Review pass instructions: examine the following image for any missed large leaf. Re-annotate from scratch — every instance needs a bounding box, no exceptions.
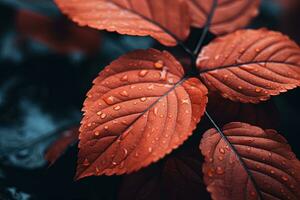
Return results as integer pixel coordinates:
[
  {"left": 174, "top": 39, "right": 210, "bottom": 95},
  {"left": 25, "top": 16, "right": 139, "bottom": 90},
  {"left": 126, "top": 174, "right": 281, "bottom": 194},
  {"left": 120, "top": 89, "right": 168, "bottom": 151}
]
[
  {"left": 54, "top": 0, "right": 190, "bottom": 46},
  {"left": 187, "top": 0, "right": 260, "bottom": 35},
  {"left": 197, "top": 29, "right": 300, "bottom": 103},
  {"left": 77, "top": 48, "right": 208, "bottom": 179},
  {"left": 200, "top": 122, "right": 300, "bottom": 200}
]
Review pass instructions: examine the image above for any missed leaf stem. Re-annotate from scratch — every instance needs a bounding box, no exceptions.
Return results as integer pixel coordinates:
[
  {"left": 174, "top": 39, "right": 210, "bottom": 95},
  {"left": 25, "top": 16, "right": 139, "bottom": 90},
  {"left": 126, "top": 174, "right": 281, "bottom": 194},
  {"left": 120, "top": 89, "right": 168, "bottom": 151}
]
[{"left": 193, "top": 0, "right": 218, "bottom": 56}]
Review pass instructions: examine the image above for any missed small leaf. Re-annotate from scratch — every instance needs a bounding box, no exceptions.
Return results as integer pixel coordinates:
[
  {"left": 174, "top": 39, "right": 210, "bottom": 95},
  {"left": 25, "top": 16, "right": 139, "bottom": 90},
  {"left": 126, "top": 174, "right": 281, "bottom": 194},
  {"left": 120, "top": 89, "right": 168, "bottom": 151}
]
[
  {"left": 77, "top": 48, "right": 208, "bottom": 179},
  {"left": 54, "top": 0, "right": 190, "bottom": 46},
  {"left": 197, "top": 29, "right": 300, "bottom": 103},
  {"left": 187, "top": 0, "right": 260, "bottom": 35},
  {"left": 200, "top": 122, "right": 300, "bottom": 200},
  {"left": 45, "top": 127, "right": 79, "bottom": 166}
]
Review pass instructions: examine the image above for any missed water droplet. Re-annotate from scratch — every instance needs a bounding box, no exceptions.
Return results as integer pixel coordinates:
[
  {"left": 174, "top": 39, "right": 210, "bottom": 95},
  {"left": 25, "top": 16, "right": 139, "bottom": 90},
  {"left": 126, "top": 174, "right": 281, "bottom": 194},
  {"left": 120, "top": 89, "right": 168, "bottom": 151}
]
[
  {"left": 123, "top": 148, "right": 128, "bottom": 156},
  {"left": 113, "top": 105, "right": 121, "bottom": 110},
  {"left": 83, "top": 158, "right": 90, "bottom": 166},
  {"left": 154, "top": 60, "right": 164, "bottom": 69},
  {"left": 207, "top": 168, "right": 214, "bottom": 177},
  {"left": 87, "top": 94, "right": 92, "bottom": 98},
  {"left": 101, "top": 113, "right": 107, "bottom": 119},
  {"left": 216, "top": 166, "right": 224, "bottom": 175},
  {"left": 239, "top": 48, "right": 245, "bottom": 53},
  {"left": 153, "top": 107, "right": 158, "bottom": 115},
  {"left": 147, "top": 84, "right": 154, "bottom": 90},
  {"left": 95, "top": 167, "right": 100, "bottom": 175},
  {"left": 94, "top": 131, "right": 100, "bottom": 136},
  {"left": 282, "top": 176, "right": 288, "bottom": 181},
  {"left": 104, "top": 96, "right": 115, "bottom": 105},
  {"left": 87, "top": 123, "right": 92, "bottom": 127},
  {"left": 214, "top": 55, "right": 220, "bottom": 60},
  {"left": 134, "top": 152, "right": 139, "bottom": 157},
  {"left": 181, "top": 98, "right": 190, "bottom": 104},
  {"left": 140, "top": 97, "right": 147, "bottom": 102},
  {"left": 238, "top": 86, "right": 243, "bottom": 90},
  {"left": 236, "top": 58, "right": 243, "bottom": 63},
  {"left": 255, "top": 88, "right": 262, "bottom": 93},
  {"left": 160, "top": 66, "right": 168, "bottom": 80},
  {"left": 270, "top": 170, "right": 275, "bottom": 174},
  {"left": 121, "top": 75, "right": 128, "bottom": 81},
  {"left": 148, "top": 147, "right": 152, "bottom": 152},
  {"left": 219, "top": 148, "right": 225, "bottom": 154},
  {"left": 120, "top": 90, "right": 129, "bottom": 97},
  {"left": 139, "top": 70, "right": 148, "bottom": 77},
  {"left": 112, "top": 161, "right": 117, "bottom": 166},
  {"left": 133, "top": 101, "right": 137, "bottom": 105},
  {"left": 97, "top": 111, "right": 102, "bottom": 116},
  {"left": 104, "top": 126, "right": 109, "bottom": 130},
  {"left": 255, "top": 48, "right": 261, "bottom": 52},
  {"left": 159, "top": 114, "right": 164, "bottom": 118}
]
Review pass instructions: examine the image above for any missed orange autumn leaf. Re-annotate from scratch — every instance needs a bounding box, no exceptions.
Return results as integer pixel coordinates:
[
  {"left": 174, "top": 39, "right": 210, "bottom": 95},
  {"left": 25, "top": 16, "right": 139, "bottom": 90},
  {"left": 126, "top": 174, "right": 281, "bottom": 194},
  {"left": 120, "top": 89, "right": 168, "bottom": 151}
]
[
  {"left": 54, "top": 0, "right": 190, "bottom": 46},
  {"left": 76, "top": 48, "right": 208, "bottom": 179},
  {"left": 200, "top": 122, "right": 300, "bottom": 200},
  {"left": 197, "top": 29, "right": 300, "bottom": 103},
  {"left": 187, "top": 0, "right": 260, "bottom": 35},
  {"left": 45, "top": 127, "right": 79, "bottom": 166},
  {"left": 16, "top": 10, "right": 100, "bottom": 54}
]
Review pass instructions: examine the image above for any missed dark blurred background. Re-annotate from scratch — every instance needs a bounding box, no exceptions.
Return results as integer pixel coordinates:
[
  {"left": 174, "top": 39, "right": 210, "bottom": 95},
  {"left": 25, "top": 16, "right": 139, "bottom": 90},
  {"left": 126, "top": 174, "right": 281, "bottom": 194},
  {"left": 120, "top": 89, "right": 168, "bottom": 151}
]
[{"left": 0, "top": 0, "right": 299, "bottom": 199}]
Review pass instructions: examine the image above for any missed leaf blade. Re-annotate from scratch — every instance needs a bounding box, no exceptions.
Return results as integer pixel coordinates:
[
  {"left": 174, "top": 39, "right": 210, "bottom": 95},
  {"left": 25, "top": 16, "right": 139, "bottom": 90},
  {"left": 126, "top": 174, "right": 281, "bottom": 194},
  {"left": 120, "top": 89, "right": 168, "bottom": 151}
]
[
  {"left": 187, "top": 0, "right": 260, "bottom": 35},
  {"left": 200, "top": 122, "right": 300, "bottom": 200},
  {"left": 197, "top": 29, "right": 300, "bottom": 103},
  {"left": 77, "top": 48, "right": 208, "bottom": 179},
  {"left": 54, "top": 0, "right": 190, "bottom": 46}
]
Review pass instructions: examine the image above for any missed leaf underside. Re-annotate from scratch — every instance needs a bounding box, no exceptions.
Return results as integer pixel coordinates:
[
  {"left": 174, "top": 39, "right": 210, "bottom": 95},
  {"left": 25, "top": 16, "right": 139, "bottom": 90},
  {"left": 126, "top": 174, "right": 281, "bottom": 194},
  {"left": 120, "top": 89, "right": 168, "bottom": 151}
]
[
  {"left": 187, "top": 0, "right": 260, "bottom": 35},
  {"left": 76, "top": 48, "right": 208, "bottom": 179},
  {"left": 197, "top": 29, "right": 300, "bottom": 103},
  {"left": 200, "top": 122, "right": 300, "bottom": 200},
  {"left": 54, "top": 0, "right": 190, "bottom": 46}
]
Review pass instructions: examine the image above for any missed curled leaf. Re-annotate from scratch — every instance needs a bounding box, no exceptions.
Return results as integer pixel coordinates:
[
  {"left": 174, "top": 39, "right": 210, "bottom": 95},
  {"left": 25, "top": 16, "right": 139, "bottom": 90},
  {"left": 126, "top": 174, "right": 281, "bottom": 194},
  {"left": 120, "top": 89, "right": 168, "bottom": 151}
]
[
  {"left": 197, "top": 29, "right": 300, "bottom": 103},
  {"left": 54, "top": 0, "right": 190, "bottom": 46},
  {"left": 77, "top": 48, "right": 208, "bottom": 179},
  {"left": 45, "top": 127, "right": 79, "bottom": 166},
  {"left": 187, "top": 0, "right": 260, "bottom": 35},
  {"left": 200, "top": 122, "right": 300, "bottom": 200}
]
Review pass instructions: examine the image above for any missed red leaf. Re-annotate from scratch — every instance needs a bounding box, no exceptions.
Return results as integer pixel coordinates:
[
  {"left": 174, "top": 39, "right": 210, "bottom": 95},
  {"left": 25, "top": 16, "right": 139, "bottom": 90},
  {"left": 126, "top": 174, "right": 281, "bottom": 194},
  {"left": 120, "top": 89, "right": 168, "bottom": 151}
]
[
  {"left": 54, "top": 0, "right": 190, "bottom": 46},
  {"left": 76, "top": 48, "right": 208, "bottom": 179},
  {"left": 200, "top": 122, "right": 300, "bottom": 200},
  {"left": 16, "top": 10, "right": 101, "bottom": 54},
  {"left": 45, "top": 127, "right": 79, "bottom": 166},
  {"left": 119, "top": 146, "right": 210, "bottom": 200},
  {"left": 187, "top": 0, "right": 260, "bottom": 35},
  {"left": 197, "top": 29, "right": 300, "bottom": 103}
]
